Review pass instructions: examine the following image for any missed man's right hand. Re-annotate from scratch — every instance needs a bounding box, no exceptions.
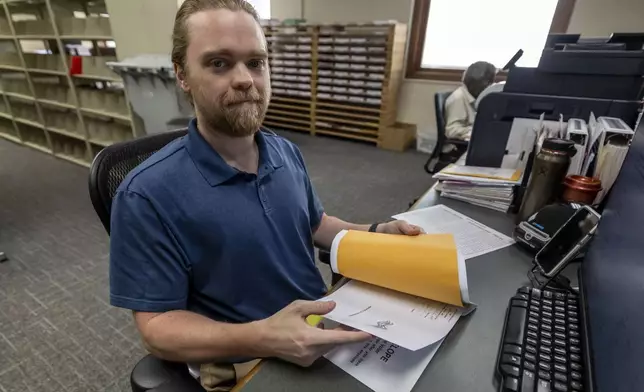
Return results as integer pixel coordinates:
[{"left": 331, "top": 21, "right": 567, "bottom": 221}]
[{"left": 254, "top": 300, "right": 371, "bottom": 367}]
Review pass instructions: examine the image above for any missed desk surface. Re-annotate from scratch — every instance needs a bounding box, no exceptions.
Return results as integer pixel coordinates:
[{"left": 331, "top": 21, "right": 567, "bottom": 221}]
[{"left": 238, "top": 187, "right": 578, "bottom": 392}]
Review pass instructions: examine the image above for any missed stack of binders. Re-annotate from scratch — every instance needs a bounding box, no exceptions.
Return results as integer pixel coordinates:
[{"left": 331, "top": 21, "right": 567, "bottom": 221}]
[{"left": 434, "top": 165, "right": 523, "bottom": 212}]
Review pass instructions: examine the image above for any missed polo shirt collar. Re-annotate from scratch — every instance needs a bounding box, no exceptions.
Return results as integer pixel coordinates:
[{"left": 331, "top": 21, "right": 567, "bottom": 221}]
[{"left": 185, "top": 119, "right": 284, "bottom": 187}]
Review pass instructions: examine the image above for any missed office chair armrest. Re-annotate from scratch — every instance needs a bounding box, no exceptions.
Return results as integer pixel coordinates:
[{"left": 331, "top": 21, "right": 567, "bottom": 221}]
[{"left": 445, "top": 139, "right": 469, "bottom": 147}]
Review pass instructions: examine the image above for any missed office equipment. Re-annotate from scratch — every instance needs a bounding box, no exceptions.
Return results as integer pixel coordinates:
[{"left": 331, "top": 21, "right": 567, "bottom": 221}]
[
  {"left": 88, "top": 128, "right": 205, "bottom": 392},
  {"left": 533, "top": 206, "right": 600, "bottom": 278},
  {"left": 424, "top": 91, "right": 468, "bottom": 174},
  {"left": 496, "top": 287, "right": 584, "bottom": 392},
  {"left": 514, "top": 204, "right": 579, "bottom": 254},
  {"left": 467, "top": 33, "right": 643, "bottom": 168},
  {"left": 565, "top": 119, "right": 588, "bottom": 175},
  {"left": 393, "top": 205, "right": 514, "bottom": 259}
]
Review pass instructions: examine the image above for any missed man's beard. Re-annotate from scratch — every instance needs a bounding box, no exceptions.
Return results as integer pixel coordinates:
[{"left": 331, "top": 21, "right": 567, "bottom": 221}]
[{"left": 194, "top": 86, "right": 269, "bottom": 138}]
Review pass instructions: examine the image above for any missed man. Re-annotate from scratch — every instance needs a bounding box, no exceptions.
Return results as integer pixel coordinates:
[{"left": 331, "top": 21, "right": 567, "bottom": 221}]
[
  {"left": 444, "top": 61, "right": 496, "bottom": 143},
  {"left": 109, "top": 0, "right": 421, "bottom": 390}
]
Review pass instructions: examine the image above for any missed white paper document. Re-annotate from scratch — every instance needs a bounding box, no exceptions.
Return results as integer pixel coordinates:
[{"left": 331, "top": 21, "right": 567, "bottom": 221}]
[
  {"left": 325, "top": 337, "right": 444, "bottom": 392},
  {"left": 393, "top": 205, "right": 514, "bottom": 259},
  {"left": 321, "top": 280, "right": 463, "bottom": 351}
]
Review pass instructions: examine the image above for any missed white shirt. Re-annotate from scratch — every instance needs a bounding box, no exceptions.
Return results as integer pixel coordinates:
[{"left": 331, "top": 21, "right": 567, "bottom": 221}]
[{"left": 444, "top": 85, "right": 476, "bottom": 141}]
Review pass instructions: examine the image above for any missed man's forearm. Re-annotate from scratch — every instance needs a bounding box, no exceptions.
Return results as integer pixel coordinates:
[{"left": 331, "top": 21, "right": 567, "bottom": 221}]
[
  {"left": 138, "top": 310, "right": 264, "bottom": 363},
  {"left": 313, "top": 214, "right": 371, "bottom": 250}
]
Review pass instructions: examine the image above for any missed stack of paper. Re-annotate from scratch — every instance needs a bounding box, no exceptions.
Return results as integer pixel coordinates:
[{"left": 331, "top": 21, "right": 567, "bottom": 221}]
[{"left": 433, "top": 165, "right": 522, "bottom": 212}]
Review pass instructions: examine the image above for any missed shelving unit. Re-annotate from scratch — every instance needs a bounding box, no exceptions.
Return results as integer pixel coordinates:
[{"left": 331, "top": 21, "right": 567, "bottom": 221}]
[
  {"left": 262, "top": 21, "right": 407, "bottom": 146},
  {"left": 0, "top": 0, "right": 135, "bottom": 167}
]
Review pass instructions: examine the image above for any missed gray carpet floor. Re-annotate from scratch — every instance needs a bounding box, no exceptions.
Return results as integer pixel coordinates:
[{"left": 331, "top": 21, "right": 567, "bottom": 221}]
[{"left": 0, "top": 130, "right": 433, "bottom": 392}]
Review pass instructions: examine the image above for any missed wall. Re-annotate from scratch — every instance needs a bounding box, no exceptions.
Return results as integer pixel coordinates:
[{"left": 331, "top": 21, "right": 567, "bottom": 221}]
[
  {"left": 106, "top": 0, "right": 178, "bottom": 60},
  {"left": 567, "top": 0, "right": 644, "bottom": 36}
]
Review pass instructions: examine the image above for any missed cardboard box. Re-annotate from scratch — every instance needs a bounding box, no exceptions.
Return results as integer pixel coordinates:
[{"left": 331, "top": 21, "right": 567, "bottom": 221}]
[{"left": 379, "top": 122, "right": 417, "bottom": 152}]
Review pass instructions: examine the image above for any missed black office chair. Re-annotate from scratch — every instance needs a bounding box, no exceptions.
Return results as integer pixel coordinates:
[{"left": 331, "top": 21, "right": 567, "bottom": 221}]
[
  {"left": 424, "top": 91, "right": 469, "bottom": 174},
  {"left": 88, "top": 128, "right": 205, "bottom": 392}
]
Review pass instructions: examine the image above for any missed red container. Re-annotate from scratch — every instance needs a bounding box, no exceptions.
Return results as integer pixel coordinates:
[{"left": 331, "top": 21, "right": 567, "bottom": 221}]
[
  {"left": 69, "top": 56, "right": 82, "bottom": 75},
  {"left": 562, "top": 175, "right": 602, "bottom": 205}
]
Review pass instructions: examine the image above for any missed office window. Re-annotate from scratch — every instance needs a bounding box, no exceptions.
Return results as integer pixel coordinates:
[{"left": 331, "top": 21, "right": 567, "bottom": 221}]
[{"left": 406, "top": 0, "right": 576, "bottom": 80}]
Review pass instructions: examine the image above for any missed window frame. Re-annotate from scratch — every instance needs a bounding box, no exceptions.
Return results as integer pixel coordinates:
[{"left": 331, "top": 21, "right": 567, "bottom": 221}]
[{"left": 406, "top": 0, "right": 577, "bottom": 81}]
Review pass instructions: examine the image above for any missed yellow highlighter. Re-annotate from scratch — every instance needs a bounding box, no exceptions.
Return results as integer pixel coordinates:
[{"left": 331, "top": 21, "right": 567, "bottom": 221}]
[{"left": 306, "top": 315, "right": 323, "bottom": 327}]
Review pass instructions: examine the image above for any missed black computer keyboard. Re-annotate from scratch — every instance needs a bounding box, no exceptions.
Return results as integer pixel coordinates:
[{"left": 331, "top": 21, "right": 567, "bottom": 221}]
[{"left": 497, "top": 287, "right": 584, "bottom": 392}]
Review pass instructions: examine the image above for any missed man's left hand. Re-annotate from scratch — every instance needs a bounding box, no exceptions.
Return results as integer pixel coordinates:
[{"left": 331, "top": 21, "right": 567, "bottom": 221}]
[{"left": 377, "top": 220, "right": 423, "bottom": 236}]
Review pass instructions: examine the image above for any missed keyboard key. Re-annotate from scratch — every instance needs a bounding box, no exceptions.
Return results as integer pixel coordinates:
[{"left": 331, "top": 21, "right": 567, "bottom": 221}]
[
  {"left": 554, "top": 347, "right": 566, "bottom": 356},
  {"left": 528, "top": 330, "right": 538, "bottom": 339},
  {"left": 554, "top": 355, "right": 566, "bottom": 364},
  {"left": 570, "top": 338, "right": 580, "bottom": 346},
  {"left": 529, "top": 317, "right": 539, "bottom": 324},
  {"left": 516, "top": 294, "right": 530, "bottom": 301},
  {"left": 542, "top": 299, "right": 553, "bottom": 306},
  {"left": 541, "top": 338, "right": 552, "bottom": 346},
  {"left": 554, "top": 363, "right": 567, "bottom": 373},
  {"left": 504, "top": 344, "right": 522, "bottom": 355},
  {"left": 554, "top": 312, "right": 566, "bottom": 320},
  {"left": 542, "top": 324, "right": 553, "bottom": 332},
  {"left": 541, "top": 346, "right": 552, "bottom": 355},
  {"left": 555, "top": 306, "right": 566, "bottom": 313},
  {"left": 555, "top": 339, "right": 566, "bottom": 347},
  {"left": 570, "top": 362, "right": 582, "bottom": 371},
  {"left": 531, "top": 300, "right": 541, "bottom": 308},
  {"left": 571, "top": 353, "right": 581, "bottom": 362},
  {"left": 501, "top": 364, "right": 520, "bottom": 377},
  {"left": 530, "top": 310, "right": 540, "bottom": 318},
  {"left": 554, "top": 332, "right": 565, "bottom": 339},
  {"left": 554, "top": 372, "right": 567, "bottom": 382},
  {"left": 543, "top": 311, "right": 553, "bottom": 319},
  {"left": 571, "top": 380, "right": 583, "bottom": 390},
  {"left": 539, "top": 362, "right": 551, "bottom": 371},
  {"left": 528, "top": 324, "right": 539, "bottom": 332},
  {"left": 568, "top": 305, "right": 576, "bottom": 311},
  {"left": 570, "top": 324, "right": 579, "bottom": 331},
  {"left": 570, "top": 346, "right": 581, "bottom": 354},
  {"left": 568, "top": 310, "right": 578, "bottom": 318},
  {"left": 570, "top": 317, "right": 579, "bottom": 324},
  {"left": 571, "top": 371, "right": 582, "bottom": 380},
  {"left": 526, "top": 345, "right": 537, "bottom": 354},
  {"left": 554, "top": 381, "right": 568, "bottom": 391},
  {"left": 541, "top": 331, "right": 553, "bottom": 340},
  {"left": 538, "top": 370, "right": 551, "bottom": 380},
  {"left": 539, "top": 353, "right": 550, "bottom": 362},
  {"left": 531, "top": 288, "right": 541, "bottom": 298},
  {"left": 542, "top": 318, "right": 553, "bottom": 325},
  {"left": 555, "top": 292, "right": 566, "bottom": 300},
  {"left": 502, "top": 354, "right": 521, "bottom": 366},
  {"left": 537, "top": 379, "right": 551, "bottom": 392},
  {"left": 525, "top": 361, "right": 536, "bottom": 372},
  {"left": 543, "top": 305, "right": 553, "bottom": 313},
  {"left": 528, "top": 337, "right": 538, "bottom": 346},
  {"left": 503, "top": 307, "right": 527, "bottom": 345},
  {"left": 555, "top": 318, "right": 565, "bottom": 325},
  {"left": 521, "top": 370, "right": 536, "bottom": 392},
  {"left": 526, "top": 352, "right": 537, "bottom": 363},
  {"left": 512, "top": 299, "right": 529, "bottom": 308},
  {"left": 555, "top": 325, "right": 566, "bottom": 333},
  {"left": 567, "top": 297, "right": 577, "bottom": 304},
  {"left": 504, "top": 376, "right": 520, "bottom": 391},
  {"left": 543, "top": 291, "right": 553, "bottom": 299},
  {"left": 555, "top": 300, "right": 566, "bottom": 306},
  {"left": 570, "top": 330, "right": 580, "bottom": 338},
  {"left": 518, "top": 287, "right": 530, "bottom": 294}
]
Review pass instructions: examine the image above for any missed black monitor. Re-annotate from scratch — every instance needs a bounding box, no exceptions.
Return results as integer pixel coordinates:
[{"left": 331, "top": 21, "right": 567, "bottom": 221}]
[{"left": 580, "top": 117, "right": 644, "bottom": 391}]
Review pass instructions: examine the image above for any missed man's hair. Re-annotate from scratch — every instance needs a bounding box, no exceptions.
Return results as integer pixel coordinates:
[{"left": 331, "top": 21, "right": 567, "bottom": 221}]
[
  {"left": 462, "top": 61, "right": 496, "bottom": 97},
  {"left": 171, "top": 0, "right": 261, "bottom": 71}
]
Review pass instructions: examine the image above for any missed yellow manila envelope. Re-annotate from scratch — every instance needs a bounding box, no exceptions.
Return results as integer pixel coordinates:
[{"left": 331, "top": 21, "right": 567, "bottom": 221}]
[{"left": 331, "top": 230, "right": 464, "bottom": 307}]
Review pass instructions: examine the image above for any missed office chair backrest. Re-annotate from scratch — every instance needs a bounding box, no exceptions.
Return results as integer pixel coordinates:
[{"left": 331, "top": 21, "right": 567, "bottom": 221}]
[
  {"left": 434, "top": 91, "right": 453, "bottom": 146},
  {"left": 88, "top": 129, "right": 188, "bottom": 234}
]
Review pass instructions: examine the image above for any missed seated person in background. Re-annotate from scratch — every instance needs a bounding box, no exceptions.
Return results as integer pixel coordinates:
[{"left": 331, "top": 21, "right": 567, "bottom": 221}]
[
  {"left": 444, "top": 61, "right": 497, "bottom": 146},
  {"left": 109, "top": 0, "right": 421, "bottom": 390}
]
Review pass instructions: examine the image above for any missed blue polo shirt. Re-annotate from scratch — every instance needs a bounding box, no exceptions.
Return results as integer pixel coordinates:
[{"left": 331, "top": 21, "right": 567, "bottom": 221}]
[{"left": 109, "top": 119, "right": 327, "bottom": 323}]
